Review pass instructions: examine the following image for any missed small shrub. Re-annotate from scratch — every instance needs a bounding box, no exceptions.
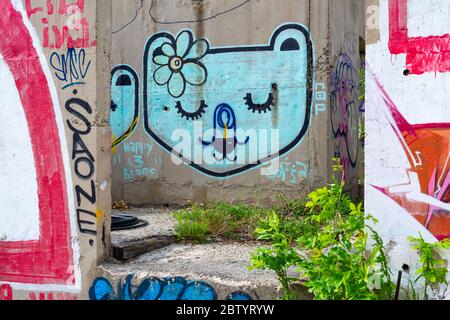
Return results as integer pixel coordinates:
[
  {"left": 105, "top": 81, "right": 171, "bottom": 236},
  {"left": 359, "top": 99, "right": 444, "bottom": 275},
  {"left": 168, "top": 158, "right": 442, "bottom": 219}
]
[
  {"left": 250, "top": 158, "right": 395, "bottom": 300},
  {"left": 173, "top": 203, "right": 268, "bottom": 242},
  {"left": 250, "top": 212, "right": 302, "bottom": 300},
  {"left": 174, "top": 221, "right": 210, "bottom": 243},
  {"left": 273, "top": 194, "right": 309, "bottom": 218},
  {"left": 405, "top": 235, "right": 450, "bottom": 300},
  {"left": 296, "top": 160, "right": 394, "bottom": 300}
]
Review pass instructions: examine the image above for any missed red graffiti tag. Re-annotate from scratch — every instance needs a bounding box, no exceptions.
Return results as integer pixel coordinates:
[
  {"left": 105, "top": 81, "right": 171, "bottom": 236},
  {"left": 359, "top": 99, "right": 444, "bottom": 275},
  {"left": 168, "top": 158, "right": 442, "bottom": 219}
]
[
  {"left": 26, "top": 0, "right": 85, "bottom": 17},
  {"left": 389, "top": 0, "right": 450, "bottom": 75},
  {"left": 0, "top": 1, "right": 75, "bottom": 285},
  {"left": 0, "top": 284, "right": 13, "bottom": 300},
  {"left": 28, "top": 292, "right": 78, "bottom": 300},
  {"left": 26, "top": 0, "right": 95, "bottom": 48}
]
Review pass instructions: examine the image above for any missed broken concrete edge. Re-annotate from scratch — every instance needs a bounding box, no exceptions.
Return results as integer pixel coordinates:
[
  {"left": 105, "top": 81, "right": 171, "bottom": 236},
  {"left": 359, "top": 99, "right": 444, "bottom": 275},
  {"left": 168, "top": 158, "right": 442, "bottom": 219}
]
[
  {"left": 96, "top": 240, "right": 313, "bottom": 301},
  {"left": 94, "top": 266, "right": 313, "bottom": 301},
  {"left": 112, "top": 236, "right": 177, "bottom": 261}
]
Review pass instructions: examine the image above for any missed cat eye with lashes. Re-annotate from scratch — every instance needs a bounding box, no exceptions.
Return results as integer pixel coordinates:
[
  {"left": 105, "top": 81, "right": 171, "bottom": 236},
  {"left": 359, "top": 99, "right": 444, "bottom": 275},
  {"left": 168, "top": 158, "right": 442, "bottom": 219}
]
[
  {"left": 244, "top": 93, "right": 275, "bottom": 113},
  {"left": 174, "top": 92, "right": 274, "bottom": 120},
  {"left": 175, "top": 100, "right": 208, "bottom": 120}
]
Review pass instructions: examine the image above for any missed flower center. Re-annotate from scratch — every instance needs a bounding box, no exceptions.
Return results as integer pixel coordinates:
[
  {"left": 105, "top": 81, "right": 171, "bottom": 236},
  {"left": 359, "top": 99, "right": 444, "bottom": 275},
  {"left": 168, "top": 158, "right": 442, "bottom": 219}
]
[{"left": 169, "top": 56, "right": 183, "bottom": 71}]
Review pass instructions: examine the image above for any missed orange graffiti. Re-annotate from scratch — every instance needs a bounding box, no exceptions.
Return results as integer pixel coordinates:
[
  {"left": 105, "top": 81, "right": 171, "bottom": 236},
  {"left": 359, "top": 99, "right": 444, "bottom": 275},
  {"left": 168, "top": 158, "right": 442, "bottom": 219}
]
[{"left": 372, "top": 74, "right": 450, "bottom": 240}]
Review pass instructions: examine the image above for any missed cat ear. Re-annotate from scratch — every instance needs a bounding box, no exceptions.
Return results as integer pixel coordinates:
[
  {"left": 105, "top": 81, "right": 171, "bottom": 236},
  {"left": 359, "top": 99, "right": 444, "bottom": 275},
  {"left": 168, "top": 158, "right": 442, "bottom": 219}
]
[
  {"left": 272, "top": 25, "right": 308, "bottom": 52},
  {"left": 111, "top": 65, "right": 139, "bottom": 94},
  {"left": 115, "top": 73, "right": 132, "bottom": 86},
  {"left": 279, "top": 38, "right": 301, "bottom": 51},
  {"left": 110, "top": 65, "right": 139, "bottom": 148}
]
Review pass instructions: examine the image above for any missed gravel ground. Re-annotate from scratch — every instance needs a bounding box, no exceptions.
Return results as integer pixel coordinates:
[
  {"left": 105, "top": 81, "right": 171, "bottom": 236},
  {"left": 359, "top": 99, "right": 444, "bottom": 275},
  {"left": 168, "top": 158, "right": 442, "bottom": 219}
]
[
  {"left": 102, "top": 206, "right": 310, "bottom": 300},
  {"left": 111, "top": 206, "right": 177, "bottom": 245}
]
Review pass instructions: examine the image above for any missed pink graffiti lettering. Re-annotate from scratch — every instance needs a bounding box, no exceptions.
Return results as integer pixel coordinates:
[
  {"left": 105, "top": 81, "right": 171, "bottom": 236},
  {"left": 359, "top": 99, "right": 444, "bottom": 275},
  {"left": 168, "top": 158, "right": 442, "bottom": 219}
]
[{"left": 28, "top": 292, "right": 78, "bottom": 300}]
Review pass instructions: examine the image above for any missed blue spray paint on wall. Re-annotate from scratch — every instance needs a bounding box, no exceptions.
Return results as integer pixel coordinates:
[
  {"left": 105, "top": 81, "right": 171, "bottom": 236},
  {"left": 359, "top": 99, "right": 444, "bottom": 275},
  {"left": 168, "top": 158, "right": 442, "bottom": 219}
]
[
  {"left": 110, "top": 65, "right": 140, "bottom": 148},
  {"left": 49, "top": 48, "right": 91, "bottom": 90},
  {"left": 142, "top": 23, "right": 313, "bottom": 178},
  {"left": 89, "top": 275, "right": 252, "bottom": 301},
  {"left": 266, "top": 158, "right": 308, "bottom": 184}
]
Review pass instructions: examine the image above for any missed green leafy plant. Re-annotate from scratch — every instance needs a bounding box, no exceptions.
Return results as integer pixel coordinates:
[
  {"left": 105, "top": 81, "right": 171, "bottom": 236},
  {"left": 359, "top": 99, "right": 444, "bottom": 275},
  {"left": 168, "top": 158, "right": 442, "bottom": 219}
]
[
  {"left": 369, "top": 227, "right": 395, "bottom": 299},
  {"left": 256, "top": 196, "right": 311, "bottom": 243},
  {"left": 273, "top": 194, "right": 310, "bottom": 218},
  {"left": 250, "top": 158, "right": 394, "bottom": 300},
  {"left": 296, "top": 159, "right": 394, "bottom": 300},
  {"left": 249, "top": 212, "right": 302, "bottom": 300},
  {"left": 359, "top": 123, "right": 366, "bottom": 142},
  {"left": 357, "top": 66, "right": 366, "bottom": 188},
  {"left": 359, "top": 67, "right": 365, "bottom": 102},
  {"left": 173, "top": 204, "right": 211, "bottom": 242},
  {"left": 406, "top": 235, "right": 450, "bottom": 300}
]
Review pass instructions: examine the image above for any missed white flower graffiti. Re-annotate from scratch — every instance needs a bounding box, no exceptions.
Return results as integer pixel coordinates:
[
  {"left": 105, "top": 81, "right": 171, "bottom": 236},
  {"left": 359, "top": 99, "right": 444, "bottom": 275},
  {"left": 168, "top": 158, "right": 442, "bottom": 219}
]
[{"left": 153, "top": 30, "right": 209, "bottom": 98}]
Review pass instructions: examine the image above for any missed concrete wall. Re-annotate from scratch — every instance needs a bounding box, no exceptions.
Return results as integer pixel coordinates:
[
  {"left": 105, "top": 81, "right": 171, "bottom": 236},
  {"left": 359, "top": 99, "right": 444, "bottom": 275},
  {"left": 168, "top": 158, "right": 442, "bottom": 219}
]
[
  {"left": 366, "top": 0, "right": 450, "bottom": 290},
  {"left": 110, "top": 0, "right": 365, "bottom": 206},
  {"left": 329, "top": 0, "right": 365, "bottom": 192},
  {"left": 0, "top": 0, "right": 111, "bottom": 300}
]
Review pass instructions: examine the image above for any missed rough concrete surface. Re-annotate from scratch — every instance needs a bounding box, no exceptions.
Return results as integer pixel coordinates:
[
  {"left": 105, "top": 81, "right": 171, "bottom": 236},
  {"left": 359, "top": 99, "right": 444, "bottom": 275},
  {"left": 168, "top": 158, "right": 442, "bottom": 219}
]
[
  {"left": 99, "top": 242, "right": 309, "bottom": 300},
  {"left": 111, "top": 206, "right": 177, "bottom": 245},
  {"left": 110, "top": 206, "right": 178, "bottom": 260},
  {"left": 105, "top": 206, "right": 311, "bottom": 299}
]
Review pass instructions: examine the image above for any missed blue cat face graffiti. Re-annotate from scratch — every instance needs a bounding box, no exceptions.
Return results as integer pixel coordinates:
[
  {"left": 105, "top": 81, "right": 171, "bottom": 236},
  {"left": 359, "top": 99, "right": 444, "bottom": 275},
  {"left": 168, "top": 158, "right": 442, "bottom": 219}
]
[
  {"left": 110, "top": 65, "right": 139, "bottom": 148},
  {"left": 143, "top": 24, "right": 313, "bottom": 177}
]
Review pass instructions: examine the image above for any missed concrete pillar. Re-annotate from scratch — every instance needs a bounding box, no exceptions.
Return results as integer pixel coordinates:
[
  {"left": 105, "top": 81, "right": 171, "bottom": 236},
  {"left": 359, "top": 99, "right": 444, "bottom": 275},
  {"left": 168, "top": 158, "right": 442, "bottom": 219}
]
[{"left": 0, "top": 0, "right": 111, "bottom": 300}]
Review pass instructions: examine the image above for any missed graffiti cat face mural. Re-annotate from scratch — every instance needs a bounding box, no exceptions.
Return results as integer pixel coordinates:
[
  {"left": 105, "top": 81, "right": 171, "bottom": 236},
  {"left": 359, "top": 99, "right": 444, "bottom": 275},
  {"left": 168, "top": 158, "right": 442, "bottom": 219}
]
[{"left": 143, "top": 24, "right": 313, "bottom": 177}]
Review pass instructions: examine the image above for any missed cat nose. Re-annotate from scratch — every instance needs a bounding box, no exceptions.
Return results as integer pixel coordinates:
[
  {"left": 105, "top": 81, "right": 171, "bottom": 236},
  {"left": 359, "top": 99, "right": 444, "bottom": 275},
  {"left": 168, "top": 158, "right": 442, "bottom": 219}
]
[{"left": 214, "top": 103, "right": 235, "bottom": 130}]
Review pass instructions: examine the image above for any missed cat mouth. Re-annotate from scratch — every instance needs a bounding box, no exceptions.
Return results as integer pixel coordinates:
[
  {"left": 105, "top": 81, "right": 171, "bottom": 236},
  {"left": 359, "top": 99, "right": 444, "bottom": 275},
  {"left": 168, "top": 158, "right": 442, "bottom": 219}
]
[
  {"left": 213, "top": 138, "right": 237, "bottom": 161},
  {"left": 200, "top": 103, "right": 250, "bottom": 162}
]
